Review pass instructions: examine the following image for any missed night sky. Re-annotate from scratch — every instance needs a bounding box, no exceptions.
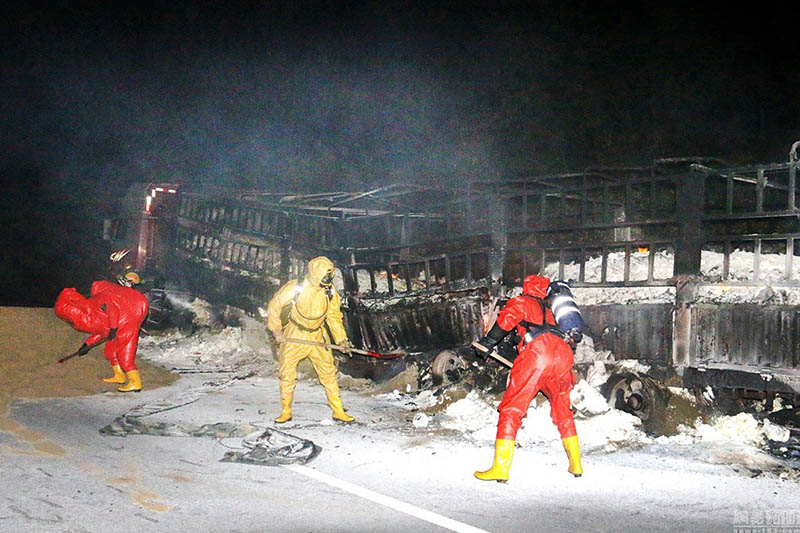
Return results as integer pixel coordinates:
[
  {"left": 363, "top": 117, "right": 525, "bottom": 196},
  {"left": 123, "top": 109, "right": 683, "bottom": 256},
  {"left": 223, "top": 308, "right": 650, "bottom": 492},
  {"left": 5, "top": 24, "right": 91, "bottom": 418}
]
[{"left": 2, "top": 3, "right": 798, "bottom": 306}]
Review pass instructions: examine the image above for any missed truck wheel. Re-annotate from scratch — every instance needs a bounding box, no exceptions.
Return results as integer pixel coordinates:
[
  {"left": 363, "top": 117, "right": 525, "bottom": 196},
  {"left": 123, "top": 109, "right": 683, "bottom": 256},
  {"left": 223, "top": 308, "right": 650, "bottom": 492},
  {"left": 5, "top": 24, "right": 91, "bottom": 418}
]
[
  {"left": 431, "top": 350, "right": 466, "bottom": 380},
  {"left": 601, "top": 372, "right": 666, "bottom": 422}
]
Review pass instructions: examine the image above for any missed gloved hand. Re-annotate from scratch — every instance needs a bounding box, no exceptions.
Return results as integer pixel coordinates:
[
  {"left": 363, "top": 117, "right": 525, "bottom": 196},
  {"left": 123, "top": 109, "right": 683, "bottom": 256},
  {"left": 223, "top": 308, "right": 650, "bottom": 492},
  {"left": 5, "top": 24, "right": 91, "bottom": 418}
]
[
  {"left": 338, "top": 339, "right": 355, "bottom": 356},
  {"left": 472, "top": 336, "right": 496, "bottom": 358},
  {"left": 473, "top": 322, "right": 509, "bottom": 357},
  {"left": 107, "top": 328, "right": 117, "bottom": 341},
  {"left": 564, "top": 329, "right": 583, "bottom": 351},
  {"left": 77, "top": 343, "right": 91, "bottom": 356},
  {"left": 272, "top": 329, "right": 285, "bottom": 344}
]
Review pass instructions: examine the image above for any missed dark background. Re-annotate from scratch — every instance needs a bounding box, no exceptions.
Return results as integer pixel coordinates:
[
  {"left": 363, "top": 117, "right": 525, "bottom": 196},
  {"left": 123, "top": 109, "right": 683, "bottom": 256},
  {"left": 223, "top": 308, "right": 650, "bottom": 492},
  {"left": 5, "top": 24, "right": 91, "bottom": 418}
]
[{"left": 2, "top": 2, "right": 798, "bottom": 306}]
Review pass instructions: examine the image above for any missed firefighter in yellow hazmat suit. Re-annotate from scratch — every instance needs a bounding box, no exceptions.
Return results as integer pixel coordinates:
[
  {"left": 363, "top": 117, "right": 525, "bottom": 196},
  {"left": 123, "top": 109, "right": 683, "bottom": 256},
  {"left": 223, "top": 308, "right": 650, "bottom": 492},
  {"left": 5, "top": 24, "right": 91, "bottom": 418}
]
[{"left": 266, "top": 256, "right": 355, "bottom": 423}]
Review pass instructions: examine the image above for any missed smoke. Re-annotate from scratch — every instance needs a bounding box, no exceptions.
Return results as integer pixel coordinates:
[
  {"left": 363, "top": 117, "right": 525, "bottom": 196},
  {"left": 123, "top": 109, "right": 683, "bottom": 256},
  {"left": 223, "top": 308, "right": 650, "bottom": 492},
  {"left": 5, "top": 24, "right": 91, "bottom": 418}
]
[
  {"left": 3, "top": 4, "right": 800, "bottom": 305},
  {"left": 3, "top": 6, "right": 508, "bottom": 201}
]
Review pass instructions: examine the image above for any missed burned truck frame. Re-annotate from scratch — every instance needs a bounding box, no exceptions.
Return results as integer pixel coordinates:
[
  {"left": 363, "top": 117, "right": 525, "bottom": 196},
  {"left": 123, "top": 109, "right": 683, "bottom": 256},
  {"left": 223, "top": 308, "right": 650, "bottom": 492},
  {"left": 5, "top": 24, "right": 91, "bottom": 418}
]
[{"left": 107, "top": 146, "right": 800, "bottom": 408}]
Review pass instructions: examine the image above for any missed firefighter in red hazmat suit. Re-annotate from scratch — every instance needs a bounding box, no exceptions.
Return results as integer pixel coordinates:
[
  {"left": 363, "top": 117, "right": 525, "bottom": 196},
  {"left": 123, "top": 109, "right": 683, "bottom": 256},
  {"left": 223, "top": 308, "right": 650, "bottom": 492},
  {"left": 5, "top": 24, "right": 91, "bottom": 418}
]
[
  {"left": 266, "top": 256, "right": 355, "bottom": 423},
  {"left": 473, "top": 274, "right": 583, "bottom": 481},
  {"left": 54, "top": 279, "right": 149, "bottom": 392}
]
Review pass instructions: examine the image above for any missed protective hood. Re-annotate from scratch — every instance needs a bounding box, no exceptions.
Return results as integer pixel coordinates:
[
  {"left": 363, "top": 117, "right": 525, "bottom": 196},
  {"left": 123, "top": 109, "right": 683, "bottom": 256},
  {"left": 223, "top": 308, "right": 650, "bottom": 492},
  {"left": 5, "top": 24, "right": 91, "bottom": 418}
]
[
  {"left": 306, "top": 256, "right": 335, "bottom": 286},
  {"left": 522, "top": 275, "right": 550, "bottom": 299},
  {"left": 54, "top": 288, "right": 107, "bottom": 334},
  {"left": 54, "top": 288, "right": 89, "bottom": 325}
]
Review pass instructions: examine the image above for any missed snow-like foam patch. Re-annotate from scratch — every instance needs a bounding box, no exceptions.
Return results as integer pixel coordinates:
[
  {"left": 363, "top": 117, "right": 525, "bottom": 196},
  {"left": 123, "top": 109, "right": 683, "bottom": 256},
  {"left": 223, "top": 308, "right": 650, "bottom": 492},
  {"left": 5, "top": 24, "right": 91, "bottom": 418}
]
[
  {"left": 442, "top": 391, "right": 499, "bottom": 434},
  {"left": 614, "top": 359, "right": 651, "bottom": 374},
  {"left": 576, "top": 410, "right": 646, "bottom": 451},
  {"left": 386, "top": 363, "right": 790, "bottom": 466},
  {"left": 586, "top": 361, "right": 610, "bottom": 388},
  {"left": 658, "top": 412, "right": 792, "bottom": 447},
  {"left": 762, "top": 419, "right": 791, "bottom": 443},
  {"left": 573, "top": 336, "right": 611, "bottom": 365},
  {"left": 412, "top": 413, "right": 430, "bottom": 428},
  {"left": 438, "top": 387, "right": 647, "bottom": 451},
  {"left": 570, "top": 379, "right": 610, "bottom": 416},
  {"left": 139, "top": 326, "right": 269, "bottom": 370},
  {"left": 376, "top": 389, "right": 441, "bottom": 411},
  {"left": 694, "top": 413, "right": 764, "bottom": 446}
]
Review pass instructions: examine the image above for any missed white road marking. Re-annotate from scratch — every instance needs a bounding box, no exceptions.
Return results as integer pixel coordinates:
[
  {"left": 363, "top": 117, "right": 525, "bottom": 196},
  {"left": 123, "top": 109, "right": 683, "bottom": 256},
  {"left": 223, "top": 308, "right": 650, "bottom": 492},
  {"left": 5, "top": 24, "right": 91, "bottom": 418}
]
[{"left": 283, "top": 464, "right": 490, "bottom": 533}]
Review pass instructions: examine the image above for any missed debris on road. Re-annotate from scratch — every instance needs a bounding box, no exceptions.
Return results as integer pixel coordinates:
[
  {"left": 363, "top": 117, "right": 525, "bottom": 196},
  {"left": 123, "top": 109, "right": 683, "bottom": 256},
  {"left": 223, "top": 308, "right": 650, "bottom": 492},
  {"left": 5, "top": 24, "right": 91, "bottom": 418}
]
[{"left": 220, "top": 427, "right": 322, "bottom": 466}]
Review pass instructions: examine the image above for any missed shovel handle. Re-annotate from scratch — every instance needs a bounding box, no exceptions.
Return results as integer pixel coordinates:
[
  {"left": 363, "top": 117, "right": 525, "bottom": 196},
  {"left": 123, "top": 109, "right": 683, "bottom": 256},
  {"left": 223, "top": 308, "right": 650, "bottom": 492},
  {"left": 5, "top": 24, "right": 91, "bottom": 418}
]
[
  {"left": 56, "top": 337, "right": 110, "bottom": 364},
  {"left": 283, "top": 337, "right": 405, "bottom": 359},
  {"left": 471, "top": 341, "right": 514, "bottom": 368},
  {"left": 57, "top": 350, "right": 83, "bottom": 364}
]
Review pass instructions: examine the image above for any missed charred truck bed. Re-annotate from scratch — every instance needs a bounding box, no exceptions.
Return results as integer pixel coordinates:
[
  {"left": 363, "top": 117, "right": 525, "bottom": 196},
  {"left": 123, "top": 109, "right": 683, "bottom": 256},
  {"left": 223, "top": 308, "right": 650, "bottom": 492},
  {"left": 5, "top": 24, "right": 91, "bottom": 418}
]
[{"left": 104, "top": 150, "right": 800, "bottom": 402}]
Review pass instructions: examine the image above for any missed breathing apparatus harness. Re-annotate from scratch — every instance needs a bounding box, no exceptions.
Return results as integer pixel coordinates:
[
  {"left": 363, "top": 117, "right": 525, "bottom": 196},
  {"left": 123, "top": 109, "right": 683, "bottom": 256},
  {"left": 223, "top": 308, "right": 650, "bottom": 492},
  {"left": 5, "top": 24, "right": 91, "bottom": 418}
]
[
  {"left": 518, "top": 294, "right": 565, "bottom": 346},
  {"left": 280, "top": 278, "right": 334, "bottom": 333},
  {"left": 475, "top": 281, "right": 584, "bottom": 357}
]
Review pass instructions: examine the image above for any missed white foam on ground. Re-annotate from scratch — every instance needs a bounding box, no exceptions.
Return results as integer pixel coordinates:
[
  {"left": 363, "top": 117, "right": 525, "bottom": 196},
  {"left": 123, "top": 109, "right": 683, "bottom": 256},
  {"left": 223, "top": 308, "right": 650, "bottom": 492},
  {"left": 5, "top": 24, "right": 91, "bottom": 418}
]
[
  {"left": 440, "top": 388, "right": 648, "bottom": 452},
  {"left": 662, "top": 413, "right": 792, "bottom": 447},
  {"left": 139, "top": 324, "right": 271, "bottom": 370},
  {"left": 570, "top": 379, "right": 610, "bottom": 416},
  {"left": 135, "top": 300, "right": 795, "bottom": 476}
]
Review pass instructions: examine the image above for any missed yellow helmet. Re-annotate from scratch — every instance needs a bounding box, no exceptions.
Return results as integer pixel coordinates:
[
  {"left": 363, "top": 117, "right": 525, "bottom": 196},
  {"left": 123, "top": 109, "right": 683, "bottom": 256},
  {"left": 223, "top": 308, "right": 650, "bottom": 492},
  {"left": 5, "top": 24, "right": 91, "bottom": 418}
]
[{"left": 117, "top": 271, "right": 141, "bottom": 287}]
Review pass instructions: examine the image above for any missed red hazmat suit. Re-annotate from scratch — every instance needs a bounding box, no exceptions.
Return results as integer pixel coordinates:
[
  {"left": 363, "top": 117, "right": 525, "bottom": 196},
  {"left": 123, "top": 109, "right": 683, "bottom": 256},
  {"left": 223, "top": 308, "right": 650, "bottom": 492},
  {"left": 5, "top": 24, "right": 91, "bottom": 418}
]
[
  {"left": 54, "top": 281, "right": 149, "bottom": 372},
  {"left": 495, "top": 275, "right": 577, "bottom": 440}
]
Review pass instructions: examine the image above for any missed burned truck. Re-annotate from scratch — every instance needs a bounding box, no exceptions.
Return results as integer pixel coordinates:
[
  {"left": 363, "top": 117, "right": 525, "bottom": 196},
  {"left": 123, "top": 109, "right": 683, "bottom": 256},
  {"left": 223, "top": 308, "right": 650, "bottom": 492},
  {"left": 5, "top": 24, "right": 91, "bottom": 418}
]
[{"left": 104, "top": 145, "right": 800, "bottom": 427}]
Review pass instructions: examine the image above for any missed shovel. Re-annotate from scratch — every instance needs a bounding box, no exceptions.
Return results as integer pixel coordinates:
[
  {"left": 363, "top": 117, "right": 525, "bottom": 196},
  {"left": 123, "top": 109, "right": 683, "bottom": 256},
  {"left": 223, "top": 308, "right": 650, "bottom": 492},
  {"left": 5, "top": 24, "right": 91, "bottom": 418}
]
[
  {"left": 283, "top": 337, "right": 406, "bottom": 359},
  {"left": 471, "top": 341, "right": 514, "bottom": 368},
  {"left": 57, "top": 338, "right": 109, "bottom": 364}
]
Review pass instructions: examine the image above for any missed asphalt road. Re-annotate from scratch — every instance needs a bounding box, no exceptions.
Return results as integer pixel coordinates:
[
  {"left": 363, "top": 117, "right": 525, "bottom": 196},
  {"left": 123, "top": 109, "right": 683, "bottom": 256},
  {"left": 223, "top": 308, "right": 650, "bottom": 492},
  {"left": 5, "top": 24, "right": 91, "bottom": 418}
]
[{"left": 1, "top": 374, "right": 797, "bottom": 532}]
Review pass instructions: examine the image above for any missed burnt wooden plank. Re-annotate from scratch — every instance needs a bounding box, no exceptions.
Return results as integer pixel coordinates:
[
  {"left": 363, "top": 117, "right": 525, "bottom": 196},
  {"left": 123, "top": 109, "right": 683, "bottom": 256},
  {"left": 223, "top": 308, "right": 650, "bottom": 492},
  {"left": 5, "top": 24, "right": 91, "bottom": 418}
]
[
  {"left": 689, "top": 305, "right": 800, "bottom": 370},
  {"left": 581, "top": 304, "right": 672, "bottom": 363},
  {"left": 350, "top": 298, "right": 484, "bottom": 352}
]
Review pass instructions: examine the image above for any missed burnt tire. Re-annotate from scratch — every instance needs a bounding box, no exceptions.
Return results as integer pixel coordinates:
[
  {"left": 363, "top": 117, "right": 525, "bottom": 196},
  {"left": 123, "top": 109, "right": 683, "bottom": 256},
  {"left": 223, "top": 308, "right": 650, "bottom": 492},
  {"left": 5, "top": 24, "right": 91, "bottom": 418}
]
[
  {"left": 431, "top": 350, "right": 466, "bottom": 379},
  {"left": 601, "top": 372, "right": 667, "bottom": 423}
]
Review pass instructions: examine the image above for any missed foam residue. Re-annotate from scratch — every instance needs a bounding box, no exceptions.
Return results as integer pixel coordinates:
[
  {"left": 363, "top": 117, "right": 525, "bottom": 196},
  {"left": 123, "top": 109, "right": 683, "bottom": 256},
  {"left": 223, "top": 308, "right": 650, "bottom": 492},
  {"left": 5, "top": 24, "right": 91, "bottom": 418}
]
[
  {"left": 693, "top": 413, "right": 764, "bottom": 445},
  {"left": 377, "top": 389, "right": 451, "bottom": 412},
  {"left": 412, "top": 413, "right": 430, "bottom": 428},
  {"left": 674, "top": 412, "right": 791, "bottom": 446},
  {"left": 570, "top": 379, "right": 610, "bottom": 416},
  {"left": 442, "top": 390, "right": 499, "bottom": 434},
  {"left": 139, "top": 325, "right": 271, "bottom": 370},
  {"left": 440, "top": 388, "right": 647, "bottom": 452}
]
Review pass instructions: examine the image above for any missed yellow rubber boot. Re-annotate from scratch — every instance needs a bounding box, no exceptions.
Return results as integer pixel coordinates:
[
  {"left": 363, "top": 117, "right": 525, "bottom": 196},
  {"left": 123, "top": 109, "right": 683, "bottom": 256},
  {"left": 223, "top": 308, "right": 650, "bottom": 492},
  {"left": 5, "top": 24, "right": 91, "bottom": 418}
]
[
  {"left": 562, "top": 435, "right": 583, "bottom": 477},
  {"left": 274, "top": 397, "right": 293, "bottom": 423},
  {"left": 332, "top": 409, "right": 354, "bottom": 423},
  {"left": 328, "top": 394, "right": 354, "bottom": 423},
  {"left": 103, "top": 365, "right": 126, "bottom": 384},
  {"left": 474, "top": 439, "right": 515, "bottom": 482},
  {"left": 118, "top": 370, "right": 142, "bottom": 393}
]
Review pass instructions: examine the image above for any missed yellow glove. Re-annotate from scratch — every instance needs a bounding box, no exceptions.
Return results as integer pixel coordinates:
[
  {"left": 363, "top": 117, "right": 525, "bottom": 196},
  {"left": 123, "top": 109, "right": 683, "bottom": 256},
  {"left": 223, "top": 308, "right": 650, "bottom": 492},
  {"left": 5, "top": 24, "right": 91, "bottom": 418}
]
[
  {"left": 338, "top": 339, "right": 355, "bottom": 356},
  {"left": 272, "top": 329, "right": 286, "bottom": 344}
]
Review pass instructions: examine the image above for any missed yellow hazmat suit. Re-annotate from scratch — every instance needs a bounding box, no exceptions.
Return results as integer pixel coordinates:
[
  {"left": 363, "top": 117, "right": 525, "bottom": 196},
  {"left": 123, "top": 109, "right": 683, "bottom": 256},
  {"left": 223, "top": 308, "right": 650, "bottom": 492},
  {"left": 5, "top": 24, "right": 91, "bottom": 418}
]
[{"left": 266, "top": 256, "right": 354, "bottom": 423}]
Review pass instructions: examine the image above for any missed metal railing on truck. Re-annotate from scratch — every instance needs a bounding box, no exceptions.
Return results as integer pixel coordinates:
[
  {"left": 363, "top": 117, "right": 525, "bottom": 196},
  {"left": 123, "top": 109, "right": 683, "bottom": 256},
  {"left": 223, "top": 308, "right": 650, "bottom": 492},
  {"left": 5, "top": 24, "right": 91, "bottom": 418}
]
[
  {"left": 698, "top": 159, "right": 800, "bottom": 286},
  {"left": 178, "top": 193, "right": 339, "bottom": 250},
  {"left": 344, "top": 248, "right": 494, "bottom": 297},
  {"left": 343, "top": 157, "right": 800, "bottom": 289}
]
